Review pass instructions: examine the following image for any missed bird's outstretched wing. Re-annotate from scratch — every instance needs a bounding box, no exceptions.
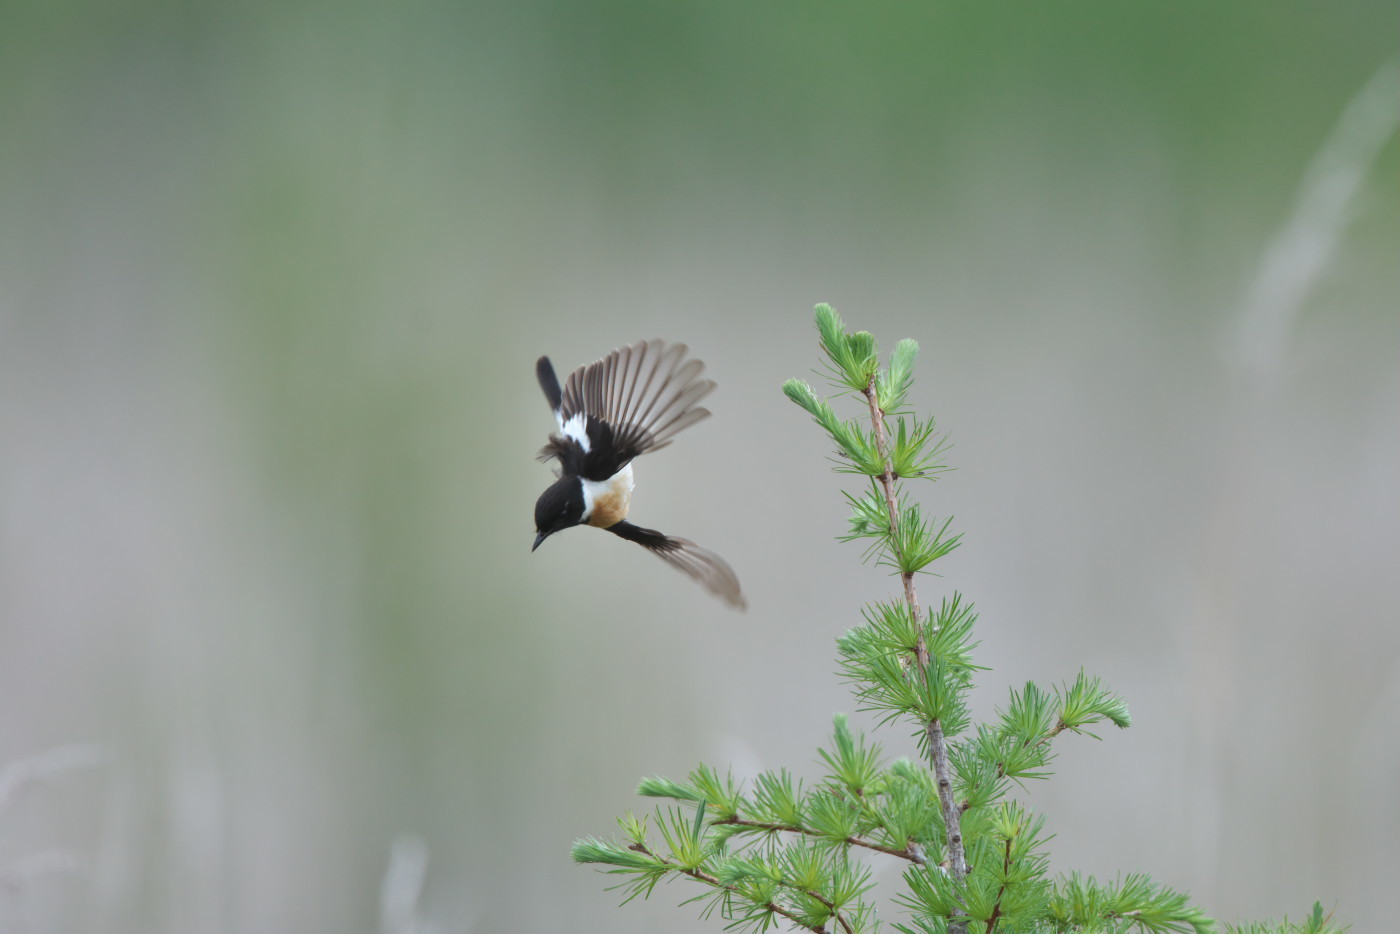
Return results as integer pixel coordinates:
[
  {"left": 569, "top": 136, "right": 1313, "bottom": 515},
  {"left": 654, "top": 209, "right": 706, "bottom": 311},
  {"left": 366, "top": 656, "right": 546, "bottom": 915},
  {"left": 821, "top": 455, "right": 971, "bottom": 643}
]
[
  {"left": 559, "top": 340, "right": 716, "bottom": 463},
  {"left": 608, "top": 520, "right": 746, "bottom": 610}
]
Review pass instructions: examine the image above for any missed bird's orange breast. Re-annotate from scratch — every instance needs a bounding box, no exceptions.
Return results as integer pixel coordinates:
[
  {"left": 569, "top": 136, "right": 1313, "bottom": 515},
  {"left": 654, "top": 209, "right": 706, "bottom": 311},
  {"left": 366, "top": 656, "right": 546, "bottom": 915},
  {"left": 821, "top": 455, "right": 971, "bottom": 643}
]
[{"left": 585, "top": 465, "right": 634, "bottom": 528}]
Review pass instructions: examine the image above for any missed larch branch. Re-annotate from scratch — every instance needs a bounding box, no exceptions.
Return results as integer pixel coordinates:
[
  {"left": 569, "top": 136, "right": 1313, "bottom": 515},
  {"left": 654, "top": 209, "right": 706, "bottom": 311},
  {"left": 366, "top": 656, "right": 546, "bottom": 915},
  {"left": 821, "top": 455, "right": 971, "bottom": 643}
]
[
  {"left": 714, "top": 816, "right": 926, "bottom": 864},
  {"left": 863, "top": 374, "right": 968, "bottom": 932}
]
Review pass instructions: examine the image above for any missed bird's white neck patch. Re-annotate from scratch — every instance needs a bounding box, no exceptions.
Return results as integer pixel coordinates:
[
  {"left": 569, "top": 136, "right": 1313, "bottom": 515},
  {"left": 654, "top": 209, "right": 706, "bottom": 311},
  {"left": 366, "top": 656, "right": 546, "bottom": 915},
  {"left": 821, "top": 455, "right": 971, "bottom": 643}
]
[{"left": 559, "top": 412, "right": 590, "bottom": 452}]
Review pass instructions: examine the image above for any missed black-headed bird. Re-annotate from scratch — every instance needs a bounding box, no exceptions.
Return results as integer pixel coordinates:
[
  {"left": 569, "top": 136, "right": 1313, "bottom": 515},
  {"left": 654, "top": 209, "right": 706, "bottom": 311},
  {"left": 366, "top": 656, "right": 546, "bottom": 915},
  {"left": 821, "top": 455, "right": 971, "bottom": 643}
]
[{"left": 532, "top": 339, "right": 746, "bottom": 609}]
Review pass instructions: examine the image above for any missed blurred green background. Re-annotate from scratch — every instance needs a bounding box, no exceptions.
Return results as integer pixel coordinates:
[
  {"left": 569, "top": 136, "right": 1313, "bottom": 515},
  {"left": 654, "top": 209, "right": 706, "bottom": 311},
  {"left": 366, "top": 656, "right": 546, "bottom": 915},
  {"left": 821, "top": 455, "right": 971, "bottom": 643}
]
[{"left": 1, "top": 2, "right": 1397, "bottom": 932}]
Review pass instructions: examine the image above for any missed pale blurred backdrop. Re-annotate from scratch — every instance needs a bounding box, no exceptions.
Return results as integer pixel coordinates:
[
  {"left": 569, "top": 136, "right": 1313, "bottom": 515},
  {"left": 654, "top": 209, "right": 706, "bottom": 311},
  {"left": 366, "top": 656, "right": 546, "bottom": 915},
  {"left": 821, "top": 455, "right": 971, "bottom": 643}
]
[{"left": 1, "top": 2, "right": 1397, "bottom": 932}]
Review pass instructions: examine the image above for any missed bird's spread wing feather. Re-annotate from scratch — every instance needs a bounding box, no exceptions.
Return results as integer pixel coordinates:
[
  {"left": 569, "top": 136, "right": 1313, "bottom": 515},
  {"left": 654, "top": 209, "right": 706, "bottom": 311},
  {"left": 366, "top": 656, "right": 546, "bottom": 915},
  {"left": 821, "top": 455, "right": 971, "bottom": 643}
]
[
  {"left": 608, "top": 520, "right": 746, "bottom": 610},
  {"left": 559, "top": 340, "right": 716, "bottom": 464}
]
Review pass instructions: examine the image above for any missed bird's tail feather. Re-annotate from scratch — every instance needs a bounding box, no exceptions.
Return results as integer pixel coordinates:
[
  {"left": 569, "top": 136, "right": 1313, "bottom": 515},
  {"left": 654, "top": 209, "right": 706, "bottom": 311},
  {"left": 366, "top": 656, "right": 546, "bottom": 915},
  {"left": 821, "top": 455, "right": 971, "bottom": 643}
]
[{"left": 536, "top": 356, "right": 563, "bottom": 413}]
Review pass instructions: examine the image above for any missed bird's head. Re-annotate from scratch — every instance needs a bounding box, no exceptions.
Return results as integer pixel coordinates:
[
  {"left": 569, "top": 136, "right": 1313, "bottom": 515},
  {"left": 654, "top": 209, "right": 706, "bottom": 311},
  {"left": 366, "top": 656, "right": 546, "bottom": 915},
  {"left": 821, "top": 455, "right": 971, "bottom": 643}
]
[{"left": 533, "top": 475, "right": 585, "bottom": 551}]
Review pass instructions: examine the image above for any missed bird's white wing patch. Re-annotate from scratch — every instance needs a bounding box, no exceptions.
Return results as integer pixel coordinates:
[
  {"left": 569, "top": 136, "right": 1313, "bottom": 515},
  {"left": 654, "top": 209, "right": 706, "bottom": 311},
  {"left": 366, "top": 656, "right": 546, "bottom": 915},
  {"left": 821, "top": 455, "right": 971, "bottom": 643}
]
[{"left": 560, "top": 412, "right": 591, "bottom": 452}]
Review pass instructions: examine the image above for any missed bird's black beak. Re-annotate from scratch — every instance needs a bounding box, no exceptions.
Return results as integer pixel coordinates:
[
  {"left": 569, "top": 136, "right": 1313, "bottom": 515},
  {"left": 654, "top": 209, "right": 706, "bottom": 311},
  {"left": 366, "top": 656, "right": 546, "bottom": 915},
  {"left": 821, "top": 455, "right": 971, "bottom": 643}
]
[{"left": 532, "top": 531, "right": 548, "bottom": 552}]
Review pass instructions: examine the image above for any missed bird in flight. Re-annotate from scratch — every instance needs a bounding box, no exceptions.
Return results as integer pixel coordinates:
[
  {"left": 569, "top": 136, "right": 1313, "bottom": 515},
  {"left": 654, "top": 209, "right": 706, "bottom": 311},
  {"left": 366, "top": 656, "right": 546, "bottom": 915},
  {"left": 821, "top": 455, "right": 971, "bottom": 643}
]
[{"left": 532, "top": 339, "right": 746, "bottom": 609}]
